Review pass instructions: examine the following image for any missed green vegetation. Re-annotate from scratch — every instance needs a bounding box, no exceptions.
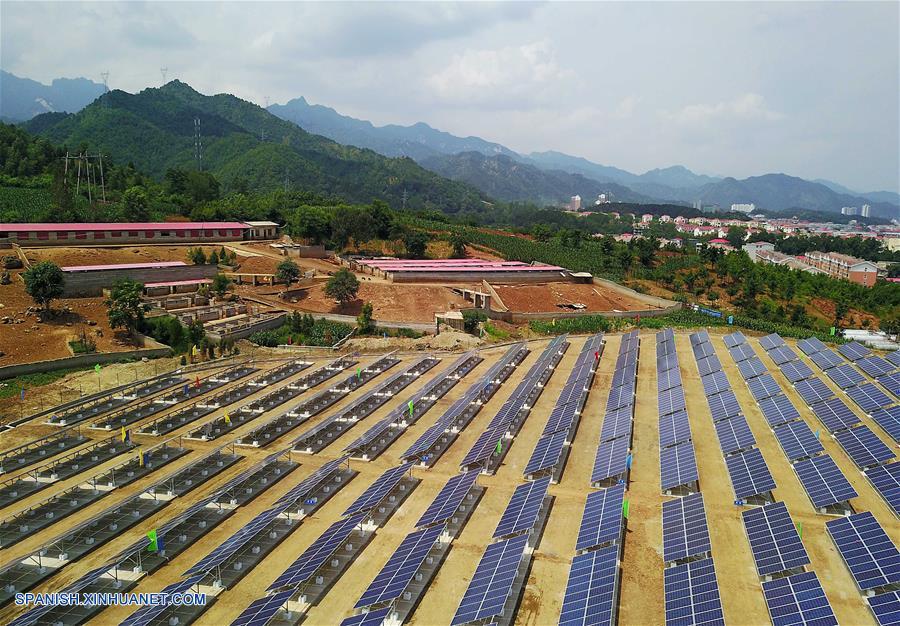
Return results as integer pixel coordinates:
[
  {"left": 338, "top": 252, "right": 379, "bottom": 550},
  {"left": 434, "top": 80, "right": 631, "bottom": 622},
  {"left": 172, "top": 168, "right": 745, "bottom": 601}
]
[
  {"left": 68, "top": 338, "right": 97, "bottom": 354},
  {"left": 105, "top": 279, "right": 150, "bottom": 337},
  {"left": 211, "top": 274, "right": 231, "bottom": 297},
  {"left": 483, "top": 322, "right": 511, "bottom": 340},
  {"left": 249, "top": 314, "right": 352, "bottom": 347},
  {"left": 276, "top": 259, "right": 300, "bottom": 284},
  {"left": 0, "top": 367, "right": 92, "bottom": 400},
  {"left": 357, "top": 302, "right": 375, "bottom": 335},
  {"left": 462, "top": 309, "right": 487, "bottom": 334},
  {"left": 325, "top": 269, "right": 360, "bottom": 306},
  {"left": 23, "top": 260, "right": 64, "bottom": 311},
  {"left": 141, "top": 315, "right": 204, "bottom": 354}
]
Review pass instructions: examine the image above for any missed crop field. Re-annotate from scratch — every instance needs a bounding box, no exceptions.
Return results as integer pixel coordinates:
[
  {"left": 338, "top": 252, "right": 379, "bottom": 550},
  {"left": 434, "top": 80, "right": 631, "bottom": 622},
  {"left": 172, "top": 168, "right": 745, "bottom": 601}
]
[{"left": 0, "top": 330, "right": 897, "bottom": 626}]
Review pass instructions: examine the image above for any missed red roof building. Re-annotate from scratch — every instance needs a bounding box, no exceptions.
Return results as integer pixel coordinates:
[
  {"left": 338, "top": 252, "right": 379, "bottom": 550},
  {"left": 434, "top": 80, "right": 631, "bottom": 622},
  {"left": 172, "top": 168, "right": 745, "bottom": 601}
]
[{"left": 0, "top": 221, "right": 279, "bottom": 246}]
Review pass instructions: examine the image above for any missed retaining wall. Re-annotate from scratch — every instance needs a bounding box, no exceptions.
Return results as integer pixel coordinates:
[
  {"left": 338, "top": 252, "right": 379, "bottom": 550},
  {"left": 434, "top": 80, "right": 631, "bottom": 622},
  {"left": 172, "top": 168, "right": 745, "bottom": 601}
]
[
  {"left": 63, "top": 265, "right": 217, "bottom": 297},
  {"left": 0, "top": 344, "right": 172, "bottom": 381}
]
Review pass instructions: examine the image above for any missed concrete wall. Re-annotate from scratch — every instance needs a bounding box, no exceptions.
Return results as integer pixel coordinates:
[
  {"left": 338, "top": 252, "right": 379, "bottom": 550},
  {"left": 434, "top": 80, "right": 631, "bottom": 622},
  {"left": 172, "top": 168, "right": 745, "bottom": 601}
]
[
  {"left": 389, "top": 270, "right": 568, "bottom": 283},
  {"left": 8, "top": 228, "right": 247, "bottom": 247},
  {"left": 205, "top": 312, "right": 287, "bottom": 342},
  {"left": 0, "top": 345, "right": 171, "bottom": 381},
  {"left": 63, "top": 265, "right": 218, "bottom": 297}
]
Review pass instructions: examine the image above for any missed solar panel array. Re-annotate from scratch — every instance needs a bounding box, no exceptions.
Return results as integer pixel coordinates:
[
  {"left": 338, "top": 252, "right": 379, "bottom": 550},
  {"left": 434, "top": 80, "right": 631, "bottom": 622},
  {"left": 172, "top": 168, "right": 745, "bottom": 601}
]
[
  {"left": 451, "top": 534, "right": 529, "bottom": 625},
  {"left": 662, "top": 493, "right": 711, "bottom": 563},
  {"left": 742, "top": 502, "right": 810, "bottom": 576},
  {"left": 416, "top": 470, "right": 480, "bottom": 528},
  {"left": 868, "top": 590, "right": 900, "bottom": 626},
  {"left": 342, "top": 463, "right": 412, "bottom": 517},
  {"left": 575, "top": 484, "right": 625, "bottom": 552},
  {"left": 591, "top": 331, "right": 639, "bottom": 486},
  {"left": 825, "top": 511, "right": 900, "bottom": 591},
  {"left": 714, "top": 414, "right": 756, "bottom": 454},
  {"left": 866, "top": 462, "right": 900, "bottom": 516},
  {"left": 559, "top": 545, "right": 620, "bottom": 626},
  {"left": 493, "top": 476, "right": 551, "bottom": 539},
  {"left": 761, "top": 571, "right": 838, "bottom": 626},
  {"left": 663, "top": 558, "right": 726, "bottom": 626}
]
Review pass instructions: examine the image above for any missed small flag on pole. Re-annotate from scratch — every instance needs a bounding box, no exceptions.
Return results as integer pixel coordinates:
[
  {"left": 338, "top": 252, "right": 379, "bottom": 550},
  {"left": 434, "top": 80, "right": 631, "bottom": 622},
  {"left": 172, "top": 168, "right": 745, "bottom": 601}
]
[
  {"left": 121, "top": 426, "right": 127, "bottom": 442},
  {"left": 94, "top": 364, "right": 101, "bottom": 374},
  {"left": 495, "top": 439, "right": 503, "bottom": 455},
  {"left": 147, "top": 529, "right": 159, "bottom": 552},
  {"left": 138, "top": 449, "right": 144, "bottom": 467},
  {"left": 830, "top": 327, "right": 836, "bottom": 336},
  {"left": 19, "top": 388, "right": 25, "bottom": 401},
  {"left": 408, "top": 400, "right": 414, "bottom": 417},
  {"left": 224, "top": 412, "right": 231, "bottom": 425},
  {"left": 357, "top": 367, "right": 361, "bottom": 380},
  {"left": 288, "top": 336, "right": 293, "bottom": 345},
  {"left": 797, "top": 522, "right": 802, "bottom": 538},
  {"left": 626, "top": 453, "right": 633, "bottom": 469},
  {"left": 814, "top": 430, "right": 820, "bottom": 440},
  {"left": 195, "top": 376, "right": 201, "bottom": 389},
  {"left": 594, "top": 350, "right": 600, "bottom": 360},
  {"left": 622, "top": 499, "right": 630, "bottom": 519}
]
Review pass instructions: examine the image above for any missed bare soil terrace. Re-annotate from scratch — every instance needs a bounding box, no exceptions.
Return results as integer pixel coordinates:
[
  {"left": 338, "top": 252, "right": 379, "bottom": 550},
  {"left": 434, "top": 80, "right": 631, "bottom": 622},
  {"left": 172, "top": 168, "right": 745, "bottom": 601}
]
[{"left": 493, "top": 281, "right": 648, "bottom": 313}]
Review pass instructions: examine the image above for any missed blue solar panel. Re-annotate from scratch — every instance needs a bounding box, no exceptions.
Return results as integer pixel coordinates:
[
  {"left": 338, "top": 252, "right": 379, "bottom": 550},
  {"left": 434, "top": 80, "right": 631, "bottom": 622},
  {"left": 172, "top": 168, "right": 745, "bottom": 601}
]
[
  {"left": 355, "top": 523, "right": 444, "bottom": 608},
  {"left": 780, "top": 360, "right": 815, "bottom": 383},
  {"left": 846, "top": 383, "right": 894, "bottom": 413},
  {"left": 838, "top": 341, "right": 871, "bottom": 361},
  {"left": 121, "top": 575, "right": 205, "bottom": 626},
  {"left": 690, "top": 331, "right": 711, "bottom": 346},
  {"left": 729, "top": 343, "right": 757, "bottom": 363},
  {"left": 758, "top": 394, "right": 801, "bottom": 427},
  {"left": 857, "top": 356, "right": 895, "bottom": 378},
  {"left": 768, "top": 345, "right": 799, "bottom": 366},
  {"left": 701, "top": 370, "right": 731, "bottom": 398},
  {"left": 794, "top": 455, "right": 858, "bottom": 509},
  {"left": 269, "top": 512, "right": 367, "bottom": 591},
  {"left": 877, "top": 371, "right": 900, "bottom": 398},
  {"left": 276, "top": 457, "right": 348, "bottom": 506},
  {"left": 663, "top": 558, "right": 725, "bottom": 626},
  {"left": 576, "top": 484, "right": 625, "bottom": 551},
  {"left": 659, "top": 386, "right": 686, "bottom": 417},
  {"left": 724, "top": 332, "right": 747, "bottom": 349},
  {"left": 737, "top": 358, "right": 768, "bottom": 380},
  {"left": 417, "top": 471, "right": 479, "bottom": 528},
  {"left": 871, "top": 406, "right": 900, "bottom": 443},
  {"left": 866, "top": 462, "right": 900, "bottom": 516},
  {"left": 524, "top": 430, "right": 568, "bottom": 477},
  {"left": 869, "top": 591, "right": 900, "bottom": 626},
  {"left": 726, "top": 448, "right": 776, "bottom": 499},
  {"left": 696, "top": 355, "right": 723, "bottom": 377},
  {"left": 599, "top": 407, "right": 633, "bottom": 443},
  {"left": 714, "top": 414, "right": 756, "bottom": 454},
  {"left": 340, "top": 607, "right": 391, "bottom": 626},
  {"left": 451, "top": 534, "right": 528, "bottom": 625},
  {"left": 809, "top": 397, "right": 860, "bottom": 433},
  {"left": 343, "top": 463, "right": 412, "bottom": 517},
  {"left": 662, "top": 493, "right": 711, "bottom": 563},
  {"left": 659, "top": 409, "right": 692, "bottom": 449},
  {"left": 809, "top": 349, "right": 845, "bottom": 371},
  {"left": 748, "top": 374, "right": 783, "bottom": 402},
  {"left": 660, "top": 442, "right": 699, "bottom": 491},
  {"left": 658, "top": 352, "right": 680, "bottom": 373},
  {"left": 773, "top": 420, "right": 824, "bottom": 461},
  {"left": 231, "top": 590, "right": 293, "bottom": 626},
  {"left": 794, "top": 378, "right": 834, "bottom": 405},
  {"left": 797, "top": 337, "right": 827, "bottom": 356},
  {"left": 607, "top": 384, "right": 636, "bottom": 412},
  {"left": 659, "top": 367, "right": 683, "bottom": 393},
  {"left": 494, "top": 476, "right": 550, "bottom": 538},
  {"left": 693, "top": 341, "right": 716, "bottom": 360},
  {"left": 834, "top": 425, "right": 896, "bottom": 470},
  {"left": 591, "top": 436, "right": 630, "bottom": 485},
  {"left": 759, "top": 334, "right": 786, "bottom": 351},
  {"left": 559, "top": 544, "right": 619, "bottom": 626},
  {"left": 888, "top": 350, "right": 900, "bottom": 368},
  {"left": 707, "top": 389, "right": 742, "bottom": 422},
  {"left": 761, "top": 571, "right": 837, "bottom": 626},
  {"left": 826, "top": 364, "right": 866, "bottom": 389},
  {"left": 742, "top": 502, "right": 810, "bottom": 576},
  {"left": 826, "top": 511, "right": 900, "bottom": 592}
]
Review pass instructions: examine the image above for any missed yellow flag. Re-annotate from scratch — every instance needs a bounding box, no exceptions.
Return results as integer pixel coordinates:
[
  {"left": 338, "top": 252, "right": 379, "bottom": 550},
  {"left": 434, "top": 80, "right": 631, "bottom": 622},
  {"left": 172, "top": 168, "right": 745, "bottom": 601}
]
[
  {"left": 138, "top": 449, "right": 144, "bottom": 467},
  {"left": 121, "top": 426, "right": 126, "bottom": 442},
  {"left": 224, "top": 412, "right": 231, "bottom": 425}
]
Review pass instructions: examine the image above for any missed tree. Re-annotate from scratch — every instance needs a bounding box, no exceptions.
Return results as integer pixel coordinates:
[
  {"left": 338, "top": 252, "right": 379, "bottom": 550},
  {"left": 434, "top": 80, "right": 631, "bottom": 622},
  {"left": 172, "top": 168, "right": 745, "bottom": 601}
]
[
  {"left": 462, "top": 309, "right": 487, "bottom": 334},
  {"left": 187, "top": 247, "right": 207, "bottom": 265},
  {"left": 325, "top": 268, "right": 360, "bottom": 306},
  {"left": 105, "top": 279, "right": 150, "bottom": 337},
  {"left": 450, "top": 233, "right": 467, "bottom": 259},
  {"left": 23, "top": 261, "right": 64, "bottom": 311},
  {"left": 357, "top": 302, "right": 375, "bottom": 334},
  {"left": 122, "top": 186, "right": 149, "bottom": 221},
  {"left": 211, "top": 274, "right": 231, "bottom": 298},
  {"left": 277, "top": 259, "right": 300, "bottom": 284},
  {"left": 208, "top": 250, "right": 219, "bottom": 265},
  {"left": 404, "top": 231, "right": 428, "bottom": 258},
  {"left": 726, "top": 226, "right": 747, "bottom": 249}
]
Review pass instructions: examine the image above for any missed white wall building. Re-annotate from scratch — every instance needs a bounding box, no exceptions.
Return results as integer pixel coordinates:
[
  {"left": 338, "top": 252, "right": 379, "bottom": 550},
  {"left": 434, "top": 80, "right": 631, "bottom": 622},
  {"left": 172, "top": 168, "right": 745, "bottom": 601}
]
[{"left": 731, "top": 203, "right": 756, "bottom": 213}]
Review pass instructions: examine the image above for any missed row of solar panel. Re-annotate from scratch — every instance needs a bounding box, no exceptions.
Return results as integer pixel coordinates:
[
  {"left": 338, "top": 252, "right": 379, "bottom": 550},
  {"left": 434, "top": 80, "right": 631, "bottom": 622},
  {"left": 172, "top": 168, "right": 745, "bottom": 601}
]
[{"left": 656, "top": 331, "right": 699, "bottom": 494}]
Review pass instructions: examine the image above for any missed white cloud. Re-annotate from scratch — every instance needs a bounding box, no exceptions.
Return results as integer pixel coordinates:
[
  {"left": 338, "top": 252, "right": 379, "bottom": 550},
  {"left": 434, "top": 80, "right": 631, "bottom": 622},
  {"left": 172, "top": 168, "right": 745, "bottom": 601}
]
[{"left": 661, "top": 93, "right": 784, "bottom": 126}]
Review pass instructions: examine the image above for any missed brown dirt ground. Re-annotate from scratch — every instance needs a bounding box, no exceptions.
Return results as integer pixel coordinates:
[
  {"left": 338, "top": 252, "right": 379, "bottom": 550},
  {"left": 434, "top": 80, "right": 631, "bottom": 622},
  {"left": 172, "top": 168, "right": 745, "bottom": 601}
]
[
  {"left": 24, "top": 245, "right": 232, "bottom": 268},
  {"left": 493, "top": 281, "right": 647, "bottom": 313}
]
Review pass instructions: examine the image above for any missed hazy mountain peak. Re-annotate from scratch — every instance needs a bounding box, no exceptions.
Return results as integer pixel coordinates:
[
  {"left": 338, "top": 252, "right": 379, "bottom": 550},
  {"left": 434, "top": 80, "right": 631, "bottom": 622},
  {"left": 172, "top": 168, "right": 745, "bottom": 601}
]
[{"left": 1, "top": 70, "right": 106, "bottom": 121}]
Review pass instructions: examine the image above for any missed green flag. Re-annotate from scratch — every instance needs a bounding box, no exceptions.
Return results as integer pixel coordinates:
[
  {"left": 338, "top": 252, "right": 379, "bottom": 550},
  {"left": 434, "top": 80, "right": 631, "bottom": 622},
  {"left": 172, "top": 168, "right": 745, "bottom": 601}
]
[
  {"left": 408, "top": 400, "right": 414, "bottom": 417},
  {"left": 622, "top": 499, "right": 630, "bottom": 519},
  {"left": 94, "top": 364, "right": 101, "bottom": 374},
  {"left": 147, "top": 528, "right": 158, "bottom": 552},
  {"left": 495, "top": 439, "right": 502, "bottom": 455},
  {"left": 357, "top": 367, "right": 361, "bottom": 380},
  {"left": 830, "top": 326, "right": 836, "bottom": 336},
  {"left": 797, "top": 522, "right": 802, "bottom": 538}
]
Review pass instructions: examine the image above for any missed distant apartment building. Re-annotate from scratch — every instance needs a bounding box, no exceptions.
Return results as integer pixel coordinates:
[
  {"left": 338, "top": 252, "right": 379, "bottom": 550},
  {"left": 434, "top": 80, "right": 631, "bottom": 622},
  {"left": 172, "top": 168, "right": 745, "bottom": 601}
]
[
  {"left": 804, "top": 250, "right": 882, "bottom": 287},
  {"left": 742, "top": 241, "right": 776, "bottom": 262},
  {"left": 641, "top": 213, "right": 654, "bottom": 223},
  {"left": 731, "top": 203, "right": 756, "bottom": 213},
  {"left": 566, "top": 195, "right": 582, "bottom": 211},
  {"left": 841, "top": 206, "right": 859, "bottom": 216},
  {"left": 861, "top": 204, "right": 871, "bottom": 218}
]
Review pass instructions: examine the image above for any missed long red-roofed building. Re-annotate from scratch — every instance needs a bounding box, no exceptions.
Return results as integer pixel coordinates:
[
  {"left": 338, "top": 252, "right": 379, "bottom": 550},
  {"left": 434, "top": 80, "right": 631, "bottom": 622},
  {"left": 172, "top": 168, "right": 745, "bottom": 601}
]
[{"left": 0, "top": 221, "right": 280, "bottom": 246}]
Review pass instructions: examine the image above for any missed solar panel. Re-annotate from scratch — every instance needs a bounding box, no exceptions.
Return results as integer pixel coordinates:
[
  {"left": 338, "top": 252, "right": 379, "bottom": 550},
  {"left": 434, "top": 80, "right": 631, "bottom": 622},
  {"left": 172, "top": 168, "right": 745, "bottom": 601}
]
[
  {"left": 826, "top": 364, "right": 866, "bottom": 389},
  {"left": 724, "top": 332, "right": 746, "bottom": 349},
  {"left": 660, "top": 442, "right": 699, "bottom": 491},
  {"left": 690, "top": 331, "right": 710, "bottom": 346},
  {"left": 693, "top": 341, "right": 716, "bottom": 360},
  {"left": 339, "top": 607, "right": 391, "bottom": 626},
  {"left": 231, "top": 590, "right": 293, "bottom": 626},
  {"left": 494, "top": 476, "right": 551, "bottom": 538},
  {"left": 662, "top": 493, "right": 711, "bottom": 562},
  {"left": 868, "top": 591, "right": 900, "bottom": 626},
  {"left": 451, "top": 534, "right": 529, "bottom": 626},
  {"left": 663, "top": 558, "right": 725, "bottom": 626},
  {"left": 758, "top": 394, "right": 801, "bottom": 427},
  {"left": 355, "top": 523, "right": 444, "bottom": 608},
  {"left": 794, "top": 455, "right": 858, "bottom": 509},
  {"left": 659, "top": 386, "right": 687, "bottom": 417},
  {"left": 773, "top": 420, "right": 824, "bottom": 461},
  {"left": 714, "top": 414, "right": 756, "bottom": 454},
  {"left": 657, "top": 341, "right": 675, "bottom": 360},
  {"left": 877, "top": 371, "right": 900, "bottom": 398},
  {"left": 768, "top": 346, "right": 799, "bottom": 366},
  {"left": 794, "top": 378, "right": 834, "bottom": 405},
  {"left": 759, "top": 334, "right": 786, "bottom": 351},
  {"left": 658, "top": 352, "right": 680, "bottom": 373},
  {"left": 269, "top": 512, "right": 367, "bottom": 591},
  {"left": 591, "top": 436, "right": 630, "bottom": 484},
  {"left": 707, "top": 389, "right": 742, "bottom": 422},
  {"left": 809, "top": 349, "right": 845, "bottom": 371},
  {"left": 607, "top": 384, "right": 636, "bottom": 412},
  {"left": 796, "top": 337, "right": 826, "bottom": 356},
  {"left": 737, "top": 357, "right": 768, "bottom": 380},
  {"left": 417, "top": 471, "right": 479, "bottom": 528},
  {"left": 121, "top": 575, "right": 205, "bottom": 626},
  {"left": 659, "top": 367, "right": 683, "bottom": 393},
  {"left": 742, "top": 501, "right": 810, "bottom": 576},
  {"left": 726, "top": 448, "right": 776, "bottom": 499},
  {"left": 657, "top": 328, "right": 675, "bottom": 343},
  {"left": 701, "top": 370, "right": 731, "bottom": 398},
  {"left": 343, "top": 463, "right": 412, "bottom": 517},
  {"left": 888, "top": 350, "right": 900, "bottom": 368},
  {"left": 729, "top": 343, "right": 757, "bottom": 363},
  {"left": 825, "top": 511, "right": 900, "bottom": 593},
  {"left": 857, "top": 356, "right": 895, "bottom": 378},
  {"left": 559, "top": 544, "right": 619, "bottom": 626},
  {"left": 659, "top": 409, "right": 692, "bottom": 449},
  {"left": 780, "top": 360, "right": 815, "bottom": 384},
  {"left": 866, "top": 462, "right": 900, "bottom": 516},
  {"left": 761, "top": 571, "right": 837, "bottom": 626},
  {"left": 834, "top": 425, "right": 896, "bottom": 470},
  {"left": 576, "top": 484, "right": 625, "bottom": 551},
  {"left": 809, "top": 397, "right": 860, "bottom": 433},
  {"left": 871, "top": 406, "right": 900, "bottom": 443},
  {"left": 838, "top": 341, "right": 871, "bottom": 361},
  {"left": 524, "top": 431, "right": 567, "bottom": 477},
  {"left": 543, "top": 400, "right": 579, "bottom": 437},
  {"left": 696, "top": 355, "right": 723, "bottom": 377},
  {"left": 599, "top": 407, "right": 633, "bottom": 443},
  {"left": 846, "top": 383, "right": 894, "bottom": 413},
  {"left": 748, "top": 374, "right": 783, "bottom": 402}
]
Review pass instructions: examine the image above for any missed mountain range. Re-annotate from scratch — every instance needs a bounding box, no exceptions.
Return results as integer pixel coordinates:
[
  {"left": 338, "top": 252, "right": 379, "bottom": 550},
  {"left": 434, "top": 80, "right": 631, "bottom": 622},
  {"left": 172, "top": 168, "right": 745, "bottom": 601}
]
[{"left": 2, "top": 72, "right": 897, "bottom": 218}]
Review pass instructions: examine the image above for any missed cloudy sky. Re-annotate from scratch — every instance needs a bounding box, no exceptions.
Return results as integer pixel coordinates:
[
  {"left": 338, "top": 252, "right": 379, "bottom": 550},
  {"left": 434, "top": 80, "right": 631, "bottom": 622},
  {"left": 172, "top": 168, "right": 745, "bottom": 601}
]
[{"left": 2, "top": 1, "right": 898, "bottom": 192}]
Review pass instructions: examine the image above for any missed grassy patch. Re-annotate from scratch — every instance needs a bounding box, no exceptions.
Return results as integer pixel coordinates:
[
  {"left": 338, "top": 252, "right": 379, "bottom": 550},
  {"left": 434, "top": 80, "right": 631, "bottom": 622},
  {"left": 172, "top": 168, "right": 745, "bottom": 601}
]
[
  {"left": 483, "top": 322, "right": 511, "bottom": 340},
  {"left": 0, "top": 367, "right": 91, "bottom": 400}
]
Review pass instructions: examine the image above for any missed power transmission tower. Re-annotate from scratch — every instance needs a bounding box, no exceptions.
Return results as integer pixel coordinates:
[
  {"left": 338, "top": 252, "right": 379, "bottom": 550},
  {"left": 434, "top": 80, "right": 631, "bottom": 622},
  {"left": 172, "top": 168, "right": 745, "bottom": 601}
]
[
  {"left": 160, "top": 67, "right": 168, "bottom": 85},
  {"left": 194, "top": 116, "right": 203, "bottom": 170},
  {"left": 100, "top": 71, "right": 110, "bottom": 108},
  {"left": 401, "top": 188, "right": 408, "bottom": 210}
]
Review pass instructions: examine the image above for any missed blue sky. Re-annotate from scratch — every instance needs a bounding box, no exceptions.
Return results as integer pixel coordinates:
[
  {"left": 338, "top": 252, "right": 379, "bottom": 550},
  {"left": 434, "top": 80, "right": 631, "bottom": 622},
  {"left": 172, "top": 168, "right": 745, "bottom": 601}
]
[{"left": 2, "top": 1, "right": 898, "bottom": 192}]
